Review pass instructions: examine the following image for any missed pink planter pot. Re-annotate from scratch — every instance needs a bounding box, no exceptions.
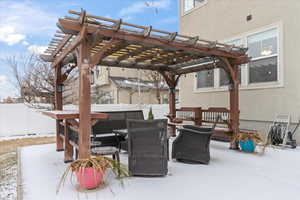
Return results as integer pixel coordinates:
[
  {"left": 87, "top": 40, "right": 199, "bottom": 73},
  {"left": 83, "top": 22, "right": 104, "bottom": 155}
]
[{"left": 75, "top": 167, "right": 104, "bottom": 189}]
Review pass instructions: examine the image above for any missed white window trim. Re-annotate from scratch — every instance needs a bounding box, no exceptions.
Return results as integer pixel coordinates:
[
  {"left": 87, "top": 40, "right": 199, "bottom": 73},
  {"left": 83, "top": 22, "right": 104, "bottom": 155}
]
[
  {"left": 182, "top": 0, "right": 208, "bottom": 16},
  {"left": 193, "top": 21, "right": 283, "bottom": 93}
]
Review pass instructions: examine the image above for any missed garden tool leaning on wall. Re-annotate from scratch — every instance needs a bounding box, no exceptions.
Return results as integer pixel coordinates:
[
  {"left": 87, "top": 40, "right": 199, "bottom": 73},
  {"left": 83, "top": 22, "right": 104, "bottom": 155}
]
[{"left": 266, "top": 114, "right": 298, "bottom": 149}]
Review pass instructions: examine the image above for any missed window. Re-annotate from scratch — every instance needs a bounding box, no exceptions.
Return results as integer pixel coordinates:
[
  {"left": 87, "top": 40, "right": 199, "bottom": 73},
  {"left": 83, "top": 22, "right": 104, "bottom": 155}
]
[
  {"left": 220, "top": 39, "right": 243, "bottom": 86},
  {"left": 196, "top": 69, "right": 214, "bottom": 88},
  {"left": 184, "top": 0, "right": 206, "bottom": 12},
  {"left": 194, "top": 24, "right": 281, "bottom": 92},
  {"left": 247, "top": 28, "right": 278, "bottom": 84}
]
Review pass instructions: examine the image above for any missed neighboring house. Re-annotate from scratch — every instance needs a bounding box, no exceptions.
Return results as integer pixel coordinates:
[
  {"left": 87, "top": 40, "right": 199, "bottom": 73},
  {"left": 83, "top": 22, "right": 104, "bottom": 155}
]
[
  {"left": 90, "top": 66, "right": 178, "bottom": 104},
  {"left": 179, "top": 0, "right": 300, "bottom": 138}
]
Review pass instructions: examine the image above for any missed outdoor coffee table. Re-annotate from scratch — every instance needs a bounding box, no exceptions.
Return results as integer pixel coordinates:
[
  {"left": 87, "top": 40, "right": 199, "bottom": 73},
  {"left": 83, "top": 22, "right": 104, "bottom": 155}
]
[
  {"left": 91, "top": 146, "right": 121, "bottom": 176},
  {"left": 91, "top": 146, "right": 120, "bottom": 161},
  {"left": 113, "top": 129, "right": 129, "bottom": 151},
  {"left": 113, "top": 129, "right": 128, "bottom": 138}
]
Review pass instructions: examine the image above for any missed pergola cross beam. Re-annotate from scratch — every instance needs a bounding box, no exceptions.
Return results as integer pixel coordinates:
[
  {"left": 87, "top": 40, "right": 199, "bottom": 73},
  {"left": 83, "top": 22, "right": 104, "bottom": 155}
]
[
  {"left": 90, "top": 39, "right": 122, "bottom": 66},
  {"left": 57, "top": 18, "right": 245, "bottom": 59},
  {"left": 52, "top": 25, "right": 87, "bottom": 67}
]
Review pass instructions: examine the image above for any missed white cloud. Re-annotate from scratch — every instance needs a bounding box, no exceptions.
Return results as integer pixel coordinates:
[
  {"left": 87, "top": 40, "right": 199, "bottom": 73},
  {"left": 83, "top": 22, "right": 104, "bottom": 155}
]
[
  {"left": 0, "top": 26, "right": 26, "bottom": 45},
  {"left": 119, "top": 0, "right": 171, "bottom": 16},
  {"left": 0, "top": 0, "right": 57, "bottom": 44},
  {"left": 22, "top": 41, "right": 30, "bottom": 46},
  {"left": 28, "top": 45, "right": 47, "bottom": 55}
]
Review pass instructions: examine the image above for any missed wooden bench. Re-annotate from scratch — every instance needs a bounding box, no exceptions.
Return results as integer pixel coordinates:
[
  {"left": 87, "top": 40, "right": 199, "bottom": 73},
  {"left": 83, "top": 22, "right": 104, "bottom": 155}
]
[{"left": 173, "top": 107, "right": 233, "bottom": 141}]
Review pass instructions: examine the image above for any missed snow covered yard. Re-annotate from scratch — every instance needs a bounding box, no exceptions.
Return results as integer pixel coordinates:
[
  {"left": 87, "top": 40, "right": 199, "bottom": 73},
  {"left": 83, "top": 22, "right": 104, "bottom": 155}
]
[
  {"left": 0, "top": 137, "right": 55, "bottom": 200},
  {"left": 0, "top": 152, "right": 17, "bottom": 200},
  {"left": 20, "top": 142, "right": 300, "bottom": 200}
]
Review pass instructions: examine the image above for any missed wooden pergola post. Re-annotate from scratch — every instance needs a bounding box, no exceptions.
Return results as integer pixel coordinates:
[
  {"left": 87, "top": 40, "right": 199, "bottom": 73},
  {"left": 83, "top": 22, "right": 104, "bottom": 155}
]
[
  {"left": 161, "top": 72, "right": 180, "bottom": 137},
  {"left": 169, "top": 75, "right": 177, "bottom": 119},
  {"left": 54, "top": 64, "right": 63, "bottom": 151},
  {"left": 219, "top": 57, "right": 240, "bottom": 149},
  {"left": 77, "top": 33, "right": 91, "bottom": 159},
  {"left": 64, "top": 119, "right": 74, "bottom": 162},
  {"left": 229, "top": 64, "right": 240, "bottom": 149}
]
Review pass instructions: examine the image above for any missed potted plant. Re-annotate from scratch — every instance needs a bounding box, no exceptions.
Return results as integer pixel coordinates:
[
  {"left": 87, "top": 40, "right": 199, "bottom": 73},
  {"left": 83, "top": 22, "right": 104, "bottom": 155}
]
[
  {"left": 57, "top": 155, "right": 128, "bottom": 192},
  {"left": 148, "top": 107, "right": 154, "bottom": 120},
  {"left": 233, "top": 132, "right": 263, "bottom": 153}
]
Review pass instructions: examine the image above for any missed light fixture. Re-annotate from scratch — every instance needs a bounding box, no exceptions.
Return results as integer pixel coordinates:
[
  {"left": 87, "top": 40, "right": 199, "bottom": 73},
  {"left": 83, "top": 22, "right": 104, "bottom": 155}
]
[
  {"left": 90, "top": 70, "right": 95, "bottom": 85},
  {"left": 261, "top": 50, "right": 272, "bottom": 56},
  {"left": 57, "top": 84, "right": 64, "bottom": 93},
  {"left": 261, "top": 48, "right": 272, "bottom": 56},
  {"left": 246, "top": 14, "right": 252, "bottom": 21}
]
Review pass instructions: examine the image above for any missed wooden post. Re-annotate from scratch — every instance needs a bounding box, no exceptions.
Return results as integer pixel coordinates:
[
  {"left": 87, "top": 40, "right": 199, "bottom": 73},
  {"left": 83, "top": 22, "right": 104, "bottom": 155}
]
[
  {"left": 194, "top": 107, "right": 202, "bottom": 126},
  {"left": 169, "top": 87, "right": 176, "bottom": 137},
  {"left": 160, "top": 72, "right": 179, "bottom": 137},
  {"left": 54, "top": 64, "right": 64, "bottom": 151},
  {"left": 169, "top": 75, "right": 176, "bottom": 120},
  {"left": 229, "top": 64, "right": 240, "bottom": 149},
  {"left": 77, "top": 35, "right": 91, "bottom": 159},
  {"left": 64, "top": 119, "right": 74, "bottom": 162}
]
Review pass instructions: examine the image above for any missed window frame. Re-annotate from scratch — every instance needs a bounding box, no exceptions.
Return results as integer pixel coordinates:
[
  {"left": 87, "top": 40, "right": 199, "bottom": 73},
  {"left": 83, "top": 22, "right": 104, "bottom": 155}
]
[
  {"left": 193, "top": 22, "right": 283, "bottom": 93},
  {"left": 182, "top": 0, "right": 208, "bottom": 15},
  {"left": 246, "top": 28, "right": 279, "bottom": 86}
]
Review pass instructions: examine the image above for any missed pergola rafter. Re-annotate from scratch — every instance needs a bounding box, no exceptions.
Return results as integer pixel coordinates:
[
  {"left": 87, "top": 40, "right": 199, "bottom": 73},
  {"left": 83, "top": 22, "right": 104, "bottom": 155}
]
[{"left": 41, "top": 10, "right": 250, "bottom": 159}]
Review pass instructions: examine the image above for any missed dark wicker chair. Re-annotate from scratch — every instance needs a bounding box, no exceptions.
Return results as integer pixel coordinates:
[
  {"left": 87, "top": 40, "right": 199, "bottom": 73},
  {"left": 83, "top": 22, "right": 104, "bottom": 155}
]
[
  {"left": 93, "top": 111, "right": 144, "bottom": 148},
  {"left": 127, "top": 119, "right": 168, "bottom": 176},
  {"left": 172, "top": 125, "right": 213, "bottom": 164}
]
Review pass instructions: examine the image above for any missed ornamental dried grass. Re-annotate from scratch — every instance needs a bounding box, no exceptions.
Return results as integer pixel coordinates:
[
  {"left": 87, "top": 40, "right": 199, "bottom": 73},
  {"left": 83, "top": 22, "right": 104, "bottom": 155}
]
[{"left": 57, "top": 155, "right": 129, "bottom": 194}]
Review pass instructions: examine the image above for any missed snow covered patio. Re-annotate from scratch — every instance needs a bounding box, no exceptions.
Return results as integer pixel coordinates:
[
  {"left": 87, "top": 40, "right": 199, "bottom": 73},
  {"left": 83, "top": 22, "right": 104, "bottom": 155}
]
[{"left": 20, "top": 141, "right": 300, "bottom": 200}]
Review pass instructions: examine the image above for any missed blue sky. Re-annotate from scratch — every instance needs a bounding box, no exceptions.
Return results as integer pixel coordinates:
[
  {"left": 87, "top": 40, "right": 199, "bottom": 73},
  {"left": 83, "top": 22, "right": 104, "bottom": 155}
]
[{"left": 0, "top": 0, "right": 178, "bottom": 99}]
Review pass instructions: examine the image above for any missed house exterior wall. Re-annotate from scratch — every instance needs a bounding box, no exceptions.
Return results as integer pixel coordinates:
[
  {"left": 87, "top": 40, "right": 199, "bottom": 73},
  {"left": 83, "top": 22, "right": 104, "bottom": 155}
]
[
  {"left": 179, "top": 0, "right": 300, "bottom": 140},
  {"left": 91, "top": 66, "right": 177, "bottom": 104}
]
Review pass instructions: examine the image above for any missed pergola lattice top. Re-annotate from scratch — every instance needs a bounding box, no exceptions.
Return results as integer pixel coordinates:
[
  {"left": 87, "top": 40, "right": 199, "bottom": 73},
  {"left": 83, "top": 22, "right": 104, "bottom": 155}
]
[{"left": 41, "top": 10, "right": 249, "bottom": 75}]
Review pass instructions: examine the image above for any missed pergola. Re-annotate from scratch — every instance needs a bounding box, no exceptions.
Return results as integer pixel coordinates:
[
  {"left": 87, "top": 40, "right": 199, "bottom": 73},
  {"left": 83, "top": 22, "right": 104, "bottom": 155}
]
[{"left": 41, "top": 10, "right": 249, "bottom": 159}]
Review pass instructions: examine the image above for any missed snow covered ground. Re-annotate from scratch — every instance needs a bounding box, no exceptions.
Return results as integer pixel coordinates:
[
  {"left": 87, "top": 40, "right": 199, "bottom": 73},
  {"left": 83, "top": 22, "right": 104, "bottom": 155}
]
[
  {"left": 0, "top": 152, "right": 17, "bottom": 200},
  {"left": 0, "top": 104, "right": 55, "bottom": 137},
  {"left": 20, "top": 142, "right": 300, "bottom": 200}
]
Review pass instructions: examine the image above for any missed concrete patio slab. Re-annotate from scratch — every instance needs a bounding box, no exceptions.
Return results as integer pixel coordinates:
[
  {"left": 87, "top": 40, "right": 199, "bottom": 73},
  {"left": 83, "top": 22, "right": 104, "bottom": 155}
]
[{"left": 20, "top": 142, "right": 300, "bottom": 200}]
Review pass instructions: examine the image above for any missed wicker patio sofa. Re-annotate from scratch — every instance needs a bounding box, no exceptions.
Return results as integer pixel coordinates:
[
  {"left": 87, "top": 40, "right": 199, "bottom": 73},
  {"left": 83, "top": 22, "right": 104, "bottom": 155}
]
[
  {"left": 127, "top": 119, "right": 168, "bottom": 176},
  {"left": 172, "top": 125, "right": 213, "bottom": 164}
]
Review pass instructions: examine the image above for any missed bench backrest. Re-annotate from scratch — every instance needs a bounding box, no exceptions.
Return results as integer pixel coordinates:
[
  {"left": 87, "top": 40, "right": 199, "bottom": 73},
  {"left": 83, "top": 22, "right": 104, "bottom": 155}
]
[
  {"left": 202, "top": 107, "right": 230, "bottom": 125},
  {"left": 175, "top": 107, "right": 230, "bottom": 126},
  {"left": 92, "top": 110, "right": 144, "bottom": 135}
]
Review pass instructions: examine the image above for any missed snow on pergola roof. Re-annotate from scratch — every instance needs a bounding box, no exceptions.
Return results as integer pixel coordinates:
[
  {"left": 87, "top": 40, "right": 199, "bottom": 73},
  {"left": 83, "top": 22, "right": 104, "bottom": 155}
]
[
  {"left": 40, "top": 10, "right": 249, "bottom": 75},
  {"left": 109, "top": 76, "right": 169, "bottom": 91}
]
